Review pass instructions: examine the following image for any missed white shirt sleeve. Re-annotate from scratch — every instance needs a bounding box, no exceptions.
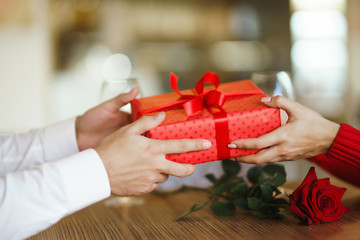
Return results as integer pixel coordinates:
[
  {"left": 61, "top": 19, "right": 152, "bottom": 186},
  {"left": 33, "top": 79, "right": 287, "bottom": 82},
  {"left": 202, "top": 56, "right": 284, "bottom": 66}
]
[
  {"left": 0, "top": 119, "right": 111, "bottom": 239},
  {"left": 0, "top": 118, "right": 79, "bottom": 176},
  {"left": 0, "top": 149, "right": 111, "bottom": 240}
]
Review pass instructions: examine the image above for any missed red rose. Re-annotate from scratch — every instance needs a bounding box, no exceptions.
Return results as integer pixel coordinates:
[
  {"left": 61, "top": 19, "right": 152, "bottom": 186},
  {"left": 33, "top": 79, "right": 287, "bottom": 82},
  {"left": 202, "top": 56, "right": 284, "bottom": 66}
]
[{"left": 288, "top": 167, "right": 350, "bottom": 225}]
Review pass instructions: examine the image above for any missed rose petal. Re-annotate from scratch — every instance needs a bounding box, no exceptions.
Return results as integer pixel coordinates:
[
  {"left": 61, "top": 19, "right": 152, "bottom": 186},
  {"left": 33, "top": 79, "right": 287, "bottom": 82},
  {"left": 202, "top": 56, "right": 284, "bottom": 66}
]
[
  {"left": 292, "top": 167, "right": 318, "bottom": 201},
  {"left": 288, "top": 195, "right": 308, "bottom": 220}
]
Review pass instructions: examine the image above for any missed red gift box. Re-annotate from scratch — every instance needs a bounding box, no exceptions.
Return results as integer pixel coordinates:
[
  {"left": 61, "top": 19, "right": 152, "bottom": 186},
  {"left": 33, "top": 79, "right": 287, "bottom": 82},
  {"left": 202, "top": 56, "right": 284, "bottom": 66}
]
[{"left": 131, "top": 72, "right": 280, "bottom": 164}]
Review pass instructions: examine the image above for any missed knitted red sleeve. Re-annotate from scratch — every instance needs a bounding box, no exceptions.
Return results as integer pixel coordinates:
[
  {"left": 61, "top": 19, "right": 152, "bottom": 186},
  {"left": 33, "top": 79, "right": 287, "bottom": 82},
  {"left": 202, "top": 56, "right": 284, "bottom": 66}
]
[{"left": 309, "top": 123, "right": 360, "bottom": 187}]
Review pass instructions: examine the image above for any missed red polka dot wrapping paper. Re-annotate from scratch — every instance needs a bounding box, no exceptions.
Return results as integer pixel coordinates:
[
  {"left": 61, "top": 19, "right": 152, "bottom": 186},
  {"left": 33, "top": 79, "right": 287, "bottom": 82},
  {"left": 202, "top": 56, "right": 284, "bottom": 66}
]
[{"left": 131, "top": 80, "right": 280, "bottom": 164}]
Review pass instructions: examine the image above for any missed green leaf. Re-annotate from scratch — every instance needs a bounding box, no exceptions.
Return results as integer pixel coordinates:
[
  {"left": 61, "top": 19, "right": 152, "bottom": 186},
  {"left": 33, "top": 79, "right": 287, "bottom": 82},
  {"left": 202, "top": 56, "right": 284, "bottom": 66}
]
[
  {"left": 194, "top": 201, "right": 209, "bottom": 211},
  {"left": 256, "top": 211, "right": 267, "bottom": 219},
  {"left": 230, "top": 180, "right": 247, "bottom": 195},
  {"left": 259, "top": 164, "right": 286, "bottom": 187},
  {"left": 190, "top": 201, "right": 202, "bottom": 211},
  {"left": 247, "top": 197, "right": 262, "bottom": 210},
  {"left": 233, "top": 198, "right": 250, "bottom": 210},
  {"left": 260, "top": 184, "right": 273, "bottom": 201},
  {"left": 257, "top": 206, "right": 281, "bottom": 219},
  {"left": 248, "top": 185, "right": 262, "bottom": 198},
  {"left": 176, "top": 201, "right": 208, "bottom": 221},
  {"left": 205, "top": 173, "right": 217, "bottom": 184},
  {"left": 247, "top": 166, "right": 263, "bottom": 184},
  {"left": 211, "top": 182, "right": 236, "bottom": 196},
  {"left": 221, "top": 160, "right": 241, "bottom": 177},
  {"left": 279, "top": 209, "right": 293, "bottom": 216},
  {"left": 211, "top": 200, "right": 236, "bottom": 216},
  {"left": 270, "top": 198, "right": 289, "bottom": 206},
  {"left": 260, "top": 197, "right": 289, "bottom": 210}
]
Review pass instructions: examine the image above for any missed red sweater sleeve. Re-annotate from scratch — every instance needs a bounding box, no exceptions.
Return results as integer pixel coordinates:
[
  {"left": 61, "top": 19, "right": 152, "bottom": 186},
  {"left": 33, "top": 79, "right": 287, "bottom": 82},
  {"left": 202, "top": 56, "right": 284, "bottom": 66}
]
[{"left": 309, "top": 123, "right": 360, "bottom": 187}]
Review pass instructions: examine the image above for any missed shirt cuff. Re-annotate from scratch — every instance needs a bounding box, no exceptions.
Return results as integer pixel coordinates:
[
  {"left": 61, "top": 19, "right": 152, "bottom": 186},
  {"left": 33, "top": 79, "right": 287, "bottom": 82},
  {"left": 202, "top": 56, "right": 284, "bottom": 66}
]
[
  {"left": 56, "top": 149, "right": 111, "bottom": 213},
  {"left": 42, "top": 118, "right": 79, "bottom": 162}
]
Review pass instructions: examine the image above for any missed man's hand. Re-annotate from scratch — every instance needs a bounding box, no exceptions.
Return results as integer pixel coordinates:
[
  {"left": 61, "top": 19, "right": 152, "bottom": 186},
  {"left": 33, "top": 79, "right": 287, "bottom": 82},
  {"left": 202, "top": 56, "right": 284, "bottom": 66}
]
[
  {"left": 94, "top": 112, "right": 212, "bottom": 196},
  {"left": 76, "top": 88, "right": 139, "bottom": 151},
  {"left": 228, "top": 96, "right": 340, "bottom": 164}
]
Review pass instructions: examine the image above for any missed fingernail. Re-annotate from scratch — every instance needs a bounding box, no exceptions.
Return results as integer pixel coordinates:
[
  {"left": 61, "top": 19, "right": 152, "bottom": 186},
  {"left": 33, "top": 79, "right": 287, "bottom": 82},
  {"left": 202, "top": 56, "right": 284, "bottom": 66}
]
[
  {"left": 228, "top": 143, "right": 237, "bottom": 149},
  {"left": 261, "top": 97, "right": 271, "bottom": 103},
  {"left": 155, "top": 112, "right": 165, "bottom": 120},
  {"left": 202, "top": 140, "right": 212, "bottom": 149},
  {"left": 229, "top": 158, "right": 236, "bottom": 161}
]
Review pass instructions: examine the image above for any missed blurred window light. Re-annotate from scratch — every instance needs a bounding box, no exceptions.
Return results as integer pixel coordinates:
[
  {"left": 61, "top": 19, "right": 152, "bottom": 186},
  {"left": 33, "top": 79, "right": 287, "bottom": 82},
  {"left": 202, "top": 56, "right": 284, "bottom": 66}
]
[
  {"left": 290, "top": 0, "right": 346, "bottom": 12},
  {"left": 293, "top": 68, "right": 347, "bottom": 98},
  {"left": 290, "top": 0, "right": 347, "bottom": 118},
  {"left": 209, "top": 41, "right": 270, "bottom": 72},
  {"left": 291, "top": 40, "right": 347, "bottom": 68},
  {"left": 290, "top": 10, "right": 347, "bottom": 40}
]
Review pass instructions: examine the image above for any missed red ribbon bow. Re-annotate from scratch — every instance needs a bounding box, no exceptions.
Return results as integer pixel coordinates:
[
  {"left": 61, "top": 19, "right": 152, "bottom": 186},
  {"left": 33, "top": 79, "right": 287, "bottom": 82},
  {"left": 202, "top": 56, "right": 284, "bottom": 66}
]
[
  {"left": 138, "top": 72, "right": 264, "bottom": 160},
  {"left": 139, "top": 72, "right": 262, "bottom": 117},
  {"left": 170, "top": 72, "right": 227, "bottom": 116}
]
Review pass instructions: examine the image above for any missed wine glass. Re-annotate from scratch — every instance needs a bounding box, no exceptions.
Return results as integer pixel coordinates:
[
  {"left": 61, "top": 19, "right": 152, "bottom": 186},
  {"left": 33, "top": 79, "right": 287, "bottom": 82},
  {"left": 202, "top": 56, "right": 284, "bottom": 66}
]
[
  {"left": 251, "top": 71, "right": 303, "bottom": 182},
  {"left": 99, "top": 77, "right": 140, "bottom": 112},
  {"left": 99, "top": 53, "right": 140, "bottom": 112},
  {"left": 251, "top": 71, "right": 295, "bottom": 100},
  {"left": 251, "top": 71, "right": 295, "bottom": 125}
]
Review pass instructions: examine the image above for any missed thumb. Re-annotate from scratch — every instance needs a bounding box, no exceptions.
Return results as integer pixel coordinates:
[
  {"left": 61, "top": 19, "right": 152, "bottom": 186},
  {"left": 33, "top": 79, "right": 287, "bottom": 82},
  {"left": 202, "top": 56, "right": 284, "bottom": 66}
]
[
  {"left": 261, "top": 95, "right": 301, "bottom": 118},
  {"left": 104, "top": 88, "right": 139, "bottom": 111},
  {"left": 127, "top": 112, "right": 166, "bottom": 135}
]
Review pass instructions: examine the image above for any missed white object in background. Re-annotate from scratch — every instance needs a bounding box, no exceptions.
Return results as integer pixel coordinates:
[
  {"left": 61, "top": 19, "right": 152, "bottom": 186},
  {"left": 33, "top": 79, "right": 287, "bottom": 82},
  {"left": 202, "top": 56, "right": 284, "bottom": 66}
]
[
  {"left": 100, "top": 54, "right": 139, "bottom": 112},
  {"left": 102, "top": 53, "right": 132, "bottom": 80}
]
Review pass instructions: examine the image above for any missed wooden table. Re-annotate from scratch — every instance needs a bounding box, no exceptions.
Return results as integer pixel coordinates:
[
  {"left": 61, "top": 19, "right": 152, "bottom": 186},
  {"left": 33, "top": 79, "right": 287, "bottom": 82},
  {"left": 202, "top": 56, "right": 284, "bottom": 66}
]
[{"left": 30, "top": 178, "right": 360, "bottom": 240}]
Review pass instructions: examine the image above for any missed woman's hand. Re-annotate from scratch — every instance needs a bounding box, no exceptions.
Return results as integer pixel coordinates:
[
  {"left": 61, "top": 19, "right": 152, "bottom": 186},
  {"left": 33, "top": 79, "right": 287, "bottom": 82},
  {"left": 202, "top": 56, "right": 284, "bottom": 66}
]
[{"left": 228, "top": 96, "right": 340, "bottom": 164}]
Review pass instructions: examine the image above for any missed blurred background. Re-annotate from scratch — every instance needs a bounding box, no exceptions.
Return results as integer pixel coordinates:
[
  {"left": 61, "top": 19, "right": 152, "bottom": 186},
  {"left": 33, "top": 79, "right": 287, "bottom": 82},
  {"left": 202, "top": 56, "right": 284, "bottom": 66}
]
[{"left": 0, "top": 0, "right": 359, "bottom": 179}]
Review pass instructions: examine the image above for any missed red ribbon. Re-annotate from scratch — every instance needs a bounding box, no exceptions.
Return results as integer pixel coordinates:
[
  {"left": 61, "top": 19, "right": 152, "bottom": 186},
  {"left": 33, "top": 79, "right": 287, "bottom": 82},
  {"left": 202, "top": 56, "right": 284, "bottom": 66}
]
[{"left": 139, "top": 72, "right": 263, "bottom": 160}]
